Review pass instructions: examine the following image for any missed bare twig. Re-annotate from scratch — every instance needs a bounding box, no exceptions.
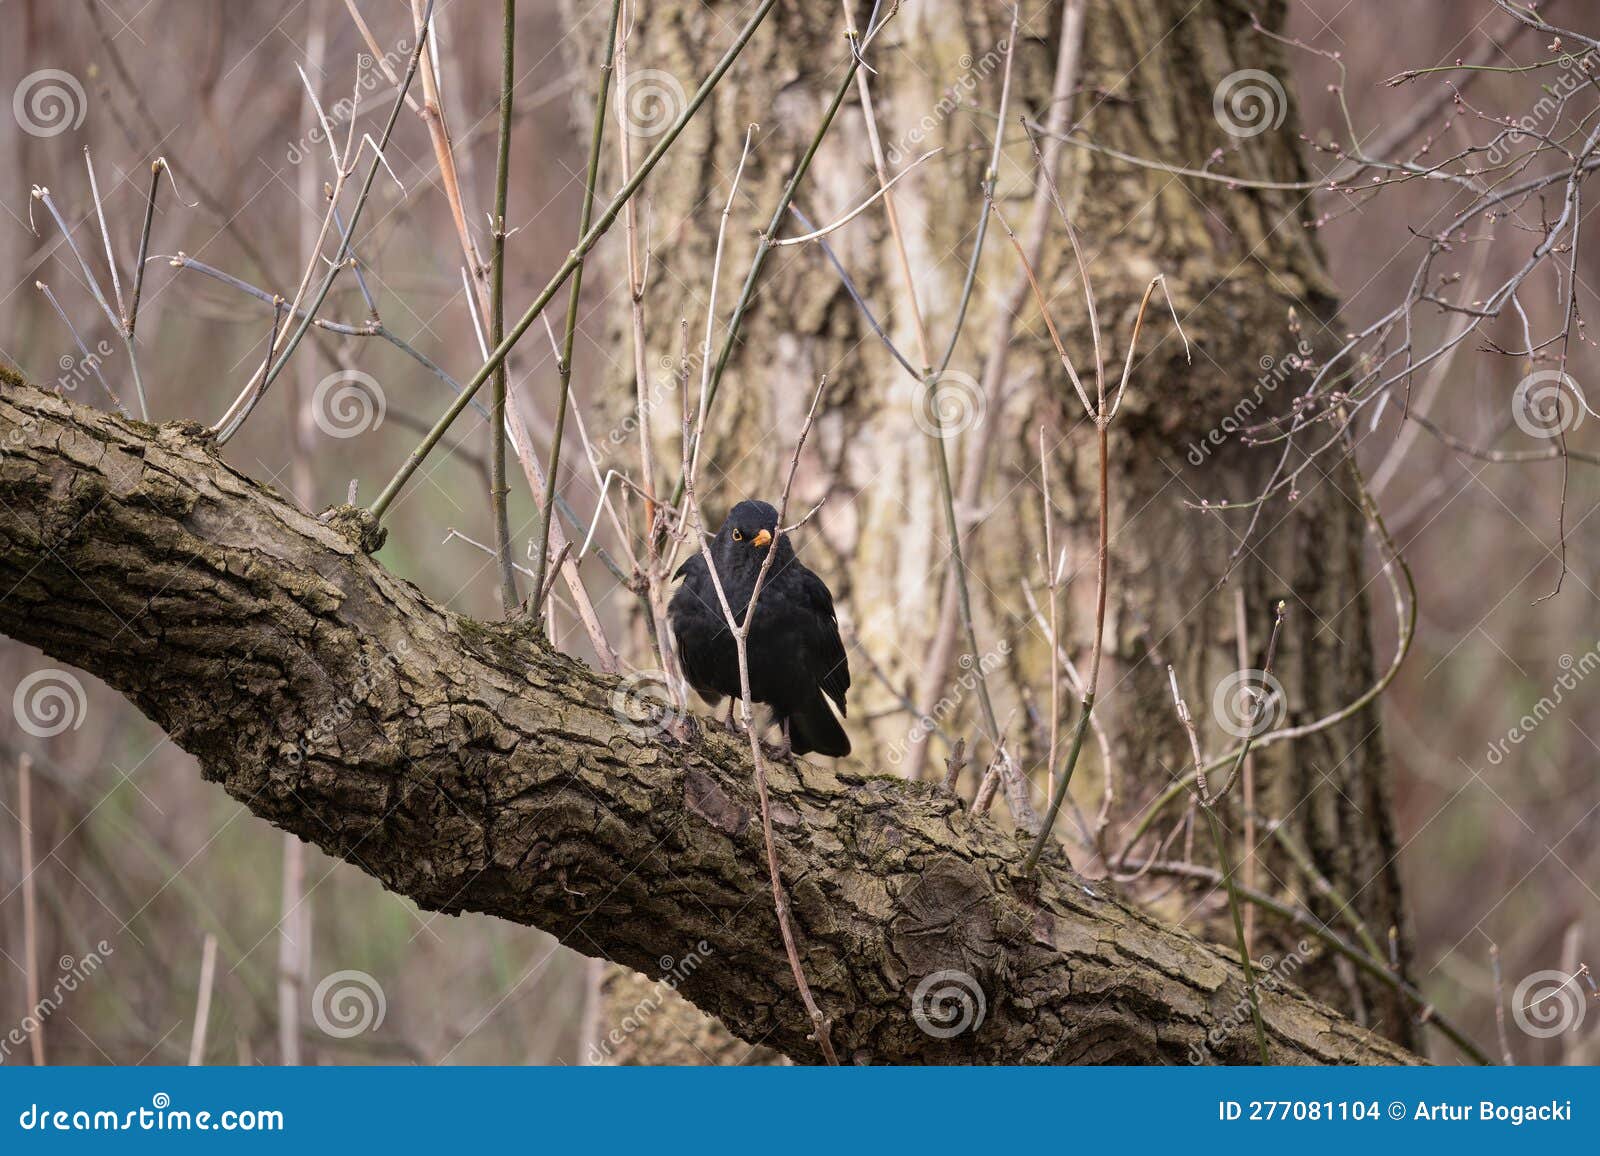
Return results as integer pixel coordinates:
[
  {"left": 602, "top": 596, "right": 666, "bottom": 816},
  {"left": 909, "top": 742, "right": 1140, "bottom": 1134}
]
[
  {"left": 125, "top": 159, "right": 166, "bottom": 342},
  {"left": 680, "top": 376, "right": 840, "bottom": 1065},
  {"left": 1128, "top": 857, "right": 1491, "bottom": 1065},
  {"left": 1166, "top": 660, "right": 1273, "bottom": 1066},
  {"left": 19, "top": 753, "right": 44, "bottom": 1065},
  {"left": 187, "top": 933, "right": 219, "bottom": 1066}
]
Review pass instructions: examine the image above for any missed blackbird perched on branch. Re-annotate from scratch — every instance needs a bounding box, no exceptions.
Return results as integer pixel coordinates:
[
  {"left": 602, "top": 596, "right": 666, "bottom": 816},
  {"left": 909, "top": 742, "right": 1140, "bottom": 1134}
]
[{"left": 668, "top": 499, "right": 851, "bottom": 757}]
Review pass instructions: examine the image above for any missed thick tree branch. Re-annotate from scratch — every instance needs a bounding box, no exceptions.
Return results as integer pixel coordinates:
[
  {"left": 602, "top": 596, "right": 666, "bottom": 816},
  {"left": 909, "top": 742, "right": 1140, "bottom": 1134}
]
[{"left": 0, "top": 376, "right": 1416, "bottom": 1066}]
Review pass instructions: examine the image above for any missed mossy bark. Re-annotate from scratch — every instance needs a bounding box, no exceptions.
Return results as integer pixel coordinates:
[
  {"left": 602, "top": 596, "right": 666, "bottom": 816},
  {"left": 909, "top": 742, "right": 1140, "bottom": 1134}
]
[{"left": 0, "top": 376, "right": 1416, "bottom": 1065}]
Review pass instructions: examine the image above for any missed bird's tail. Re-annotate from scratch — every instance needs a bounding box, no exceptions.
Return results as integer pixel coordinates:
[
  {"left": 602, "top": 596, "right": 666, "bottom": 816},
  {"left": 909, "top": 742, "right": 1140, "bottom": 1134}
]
[{"left": 789, "top": 693, "right": 850, "bottom": 758}]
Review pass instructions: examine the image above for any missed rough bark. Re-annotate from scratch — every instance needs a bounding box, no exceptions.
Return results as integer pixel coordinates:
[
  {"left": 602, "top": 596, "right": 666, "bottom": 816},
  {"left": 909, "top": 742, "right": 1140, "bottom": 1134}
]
[
  {"left": 595, "top": 969, "right": 787, "bottom": 1065},
  {"left": 0, "top": 375, "right": 1415, "bottom": 1065},
  {"left": 574, "top": 0, "right": 1418, "bottom": 1049}
]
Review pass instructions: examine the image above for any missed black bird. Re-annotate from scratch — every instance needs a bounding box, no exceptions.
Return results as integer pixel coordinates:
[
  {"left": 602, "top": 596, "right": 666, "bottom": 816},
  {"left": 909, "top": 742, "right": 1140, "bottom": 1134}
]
[{"left": 668, "top": 499, "right": 851, "bottom": 757}]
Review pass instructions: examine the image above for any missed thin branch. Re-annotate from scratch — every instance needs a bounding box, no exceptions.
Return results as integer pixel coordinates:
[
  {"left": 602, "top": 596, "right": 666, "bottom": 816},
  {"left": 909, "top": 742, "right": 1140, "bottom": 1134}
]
[
  {"left": 187, "top": 933, "right": 219, "bottom": 1066},
  {"left": 371, "top": 0, "right": 783, "bottom": 522},
  {"left": 529, "top": 0, "right": 624, "bottom": 611},
  {"left": 489, "top": 0, "right": 520, "bottom": 613},
  {"left": 19, "top": 753, "right": 44, "bottom": 1066},
  {"left": 679, "top": 376, "right": 840, "bottom": 1065},
  {"left": 769, "top": 147, "right": 940, "bottom": 246}
]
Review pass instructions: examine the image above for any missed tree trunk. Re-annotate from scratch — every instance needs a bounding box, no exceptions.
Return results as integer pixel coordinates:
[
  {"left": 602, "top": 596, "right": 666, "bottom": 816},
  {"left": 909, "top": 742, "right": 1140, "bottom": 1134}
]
[
  {"left": 0, "top": 374, "right": 1419, "bottom": 1065},
  {"left": 577, "top": 0, "right": 1418, "bottom": 1051}
]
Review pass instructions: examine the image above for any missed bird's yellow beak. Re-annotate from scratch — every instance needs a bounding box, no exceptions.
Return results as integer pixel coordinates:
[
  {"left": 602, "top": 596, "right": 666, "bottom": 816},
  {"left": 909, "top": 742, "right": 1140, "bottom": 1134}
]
[{"left": 751, "top": 528, "right": 772, "bottom": 548}]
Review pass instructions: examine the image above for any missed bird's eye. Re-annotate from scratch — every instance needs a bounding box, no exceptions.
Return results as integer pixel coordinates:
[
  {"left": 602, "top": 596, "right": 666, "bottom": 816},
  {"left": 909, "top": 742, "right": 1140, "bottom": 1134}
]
[{"left": 731, "top": 529, "right": 743, "bottom": 541}]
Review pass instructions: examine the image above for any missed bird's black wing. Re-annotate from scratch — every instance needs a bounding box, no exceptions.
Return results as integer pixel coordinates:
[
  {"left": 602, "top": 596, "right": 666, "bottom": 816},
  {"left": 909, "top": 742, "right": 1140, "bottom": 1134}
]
[
  {"left": 667, "top": 551, "right": 730, "bottom": 707},
  {"left": 797, "top": 565, "right": 851, "bottom": 713}
]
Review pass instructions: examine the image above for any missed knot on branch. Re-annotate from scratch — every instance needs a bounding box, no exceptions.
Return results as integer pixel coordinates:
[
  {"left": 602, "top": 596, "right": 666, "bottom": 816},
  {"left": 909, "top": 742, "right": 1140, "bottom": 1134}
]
[
  {"left": 161, "top": 419, "right": 213, "bottom": 442},
  {"left": 321, "top": 504, "right": 388, "bottom": 554}
]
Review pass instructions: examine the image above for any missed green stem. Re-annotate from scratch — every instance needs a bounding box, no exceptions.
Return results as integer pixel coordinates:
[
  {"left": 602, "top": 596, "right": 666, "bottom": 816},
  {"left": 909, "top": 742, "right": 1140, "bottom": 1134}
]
[
  {"left": 1138, "top": 858, "right": 1493, "bottom": 1065},
  {"left": 1023, "top": 693, "right": 1093, "bottom": 872},
  {"left": 530, "top": 0, "right": 623, "bottom": 610},
  {"left": 370, "top": 0, "right": 781, "bottom": 523},
  {"left": 1201, "top": 802, "right": 1271, "bottom": 1064},
  {"left": 1266, "top": 819, "right": 1385, "bottom": 962},
  {"left": 489, "top": 0, "right": 520, "bottom": 613}
]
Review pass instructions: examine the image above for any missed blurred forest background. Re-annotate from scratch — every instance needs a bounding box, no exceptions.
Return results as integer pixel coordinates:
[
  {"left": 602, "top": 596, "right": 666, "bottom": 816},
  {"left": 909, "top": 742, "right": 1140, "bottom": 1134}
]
[{"left": 2, "top": 0, "right": 1597, "bottom": 1065}]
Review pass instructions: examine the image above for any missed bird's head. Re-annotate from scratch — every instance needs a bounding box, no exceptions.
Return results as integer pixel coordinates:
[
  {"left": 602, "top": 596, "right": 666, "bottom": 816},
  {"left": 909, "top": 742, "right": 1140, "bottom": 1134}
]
[{"left": 713, "top": 499, "right": 787, "bottom": 572}]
